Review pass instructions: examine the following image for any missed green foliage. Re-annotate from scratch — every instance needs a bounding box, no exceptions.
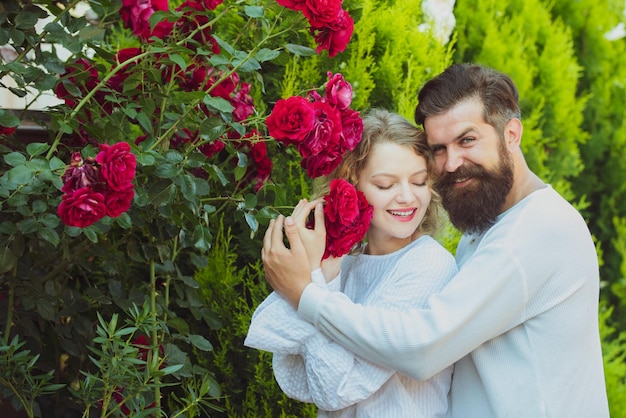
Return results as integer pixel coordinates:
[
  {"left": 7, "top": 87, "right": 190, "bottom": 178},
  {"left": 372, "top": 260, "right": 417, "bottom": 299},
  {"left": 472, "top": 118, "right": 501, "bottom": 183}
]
[
  {"left": 0, "top": 334, "right": 65, "bottom": 418},
  {"left": 599, "top": 302, "right": 626, "bottom": 416},
  {"left": 194, "top": 220, "right": 315, "bottom": 417},
  {"left": 549, "top": 0, "right": 626, "bottom": 324},
  {"left": 341, "top": 0, "right": 453, "bottom": 118},
  {"left": 454, "top": 0, "right": 587, "bottom": 198},
  {"left": 0, "top": 0, "right": 357, "bottom": 415}
]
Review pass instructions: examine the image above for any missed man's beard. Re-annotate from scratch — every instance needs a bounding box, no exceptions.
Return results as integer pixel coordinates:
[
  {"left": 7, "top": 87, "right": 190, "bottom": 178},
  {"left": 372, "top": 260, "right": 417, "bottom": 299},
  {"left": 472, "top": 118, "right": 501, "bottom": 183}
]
[{"left": 434, "top": 147, "right": 513, "bottom": 235}]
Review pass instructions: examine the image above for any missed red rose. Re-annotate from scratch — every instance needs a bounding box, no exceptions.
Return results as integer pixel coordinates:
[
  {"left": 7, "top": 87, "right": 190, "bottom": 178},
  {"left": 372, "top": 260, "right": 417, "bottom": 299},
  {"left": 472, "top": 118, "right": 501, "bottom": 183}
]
[
  {"left": 313, "top": 9, "right": 354, "bottom": 58},
  {"left": 108, "top": 48, "right": 143, "bottom": 93},
  {"left": 96, "top": 142, "right": 136, "bottom": 191},
  {"left": 0, "top": 125, "right": 16, "bottom": 136},
  {"left": 231, "top": 82, "right": 255, "bottom": 122},
  {"left": 324, "top": 72, "right": 353, "bottom": 110},
  {"left": 301, "top": 146, "right": 342, "bottom": 178},
  {"left": 276, "top": 0, "right": 307, "bottom": 11},
  {"left": 297, "top": 101, "right": 342, "bottom": 158},
  {"left": 339, "top": 108, "right": 363, "bottom": 152},
  {"left": 321, "top": 179, "right": 373, "bottom": 258},
  {"left": 61, "top": 153, "right": 100, "bottom": 193},
  {"left": 199, "top": 139, "right": 225, "bottom": 158},
  {"left": 265, "top": 96, "right": 316, "bottom": 145},
  {"left": 104, "top": 186, "right": 134, "bottom": 218},
  {"left": 302, "top": 0, "right": 343, "bottom": 28},
  {"left": 58, "top": 187, "right": 107, "bottom": 228},
  {"left": 179, "top": 0, "right": 223, "bottom": 11},
  {"left": 120, "top": 0, "right": 172, "bottom": 40},
  {"left": 55, "top": 59, "right": 101, "bottom": 108}
]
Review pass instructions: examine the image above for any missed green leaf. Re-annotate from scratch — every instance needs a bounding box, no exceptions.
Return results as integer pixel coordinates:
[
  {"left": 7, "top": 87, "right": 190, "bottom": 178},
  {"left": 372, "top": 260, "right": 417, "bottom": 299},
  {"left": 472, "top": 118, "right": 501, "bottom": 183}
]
[
  {"left": 188, "top": 334, "right": 212, "bottom": 351},
  {"left": 15, "top": 9, "right": 43, "bottom": 29},
  {"left": 164, "top": 149, "right": 184, "bottom": 163},
  {"left": 168, "top": 54, "right": 187, "bottom": 71},
  {"left": 0, "top": 113, "right": 20, "bottom": 127},
  {"left": 255, "top": 48, "right": 280, "bottom": 63},
  {"left": 136, "top": 112, "right": 153, "bottom": 134},
  {"left": 78, "top": 25, "right": 106, "bottom": 43},
  {"left": 39, "top": 228, "right": 60, "bottom": 246},
  {"left": 244, "top": 193, "right": 257, "bottom": 208},
  {"left": 285, "top": 43, "right": 317, "bottom": 57},
  {"left": 154, "top": 163, "right": 179, "bottom": 178},
  {"left": 149, "top": 180, "right": 177, "bottom": 206},
  {"left": 49, "top": 156, "right": 66, "bottom": 171},
  {"left": 18, "top": 218, "right": 39, "bottom": 234},
  {"left": 26, "top": 142, "right": 50, "bottom": 157},
  {"left": 4, "top": 152, "right": 26, "bottom": 167},
  {"left": 0, "top": 247, "right": 17, "bottom": 274},
  {"left": 167, "top": 317, "right": 190, "bottom": 334},
  {"left": 83, "top": 227, "right": 99, "bottom": 243},
  {"left": 244, "top": 212, "right": 259, "bottom": 233},
  {"left": 115, "top": 212, "right": 132, "bottom": 229},
  {"left": 202, "top": 96, "right": 234, "bottom": 114},
  {"left": 244, "top": 5, "right": 264, "bottom": 18},
  {"left": 193, "top": 224, "right": 212, "bottom": 251},
  {"left": 177, "top": 174, "right": 197, "bottom": 199},
  {"left": 32, "top": 200, "right": 47, "bottom": 213},
  {"left": 159, "top": 363, "right": 185, "bottom": 375}
]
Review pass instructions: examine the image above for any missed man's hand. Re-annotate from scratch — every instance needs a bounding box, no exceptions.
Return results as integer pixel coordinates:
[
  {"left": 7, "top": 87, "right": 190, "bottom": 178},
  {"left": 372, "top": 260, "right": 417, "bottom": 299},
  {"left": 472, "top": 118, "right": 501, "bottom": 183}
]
[{"left": 261, "top": 214, "right": 315, "bottom": 308}]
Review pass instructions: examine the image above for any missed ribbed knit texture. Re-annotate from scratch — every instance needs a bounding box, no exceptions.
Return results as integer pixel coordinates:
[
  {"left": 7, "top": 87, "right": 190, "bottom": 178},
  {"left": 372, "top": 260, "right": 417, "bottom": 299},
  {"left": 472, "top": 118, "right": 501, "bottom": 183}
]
[
  {"left": 298, "top": 186, "right": 610, "bottom": 418},
  {"left": 245, "top": 235, "right": 458, "bottom": 417}
]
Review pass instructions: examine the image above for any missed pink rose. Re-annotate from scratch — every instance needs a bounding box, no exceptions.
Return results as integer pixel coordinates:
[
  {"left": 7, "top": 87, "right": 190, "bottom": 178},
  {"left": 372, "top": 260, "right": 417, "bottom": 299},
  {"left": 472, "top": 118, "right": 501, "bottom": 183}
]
[
  {"left": 96, "top": 142, "right": 136, "bottom": 191},
  {"left": 58, "top": 187, "right": 107, "bottom": 228},
  {"left": 104, "top": 186, "right": 135, "bottom": 218},
  {"left": 312, "top": 9, "right": 354, "bottom": 58},
  {"left": 302, "top": 0, "right": 343, "bottom": 28},
  {"left": 320, "top": 179, "right": 373, "bottom": 258},
  {"left": 297, "top": 101, "right": 342, "bottom": 158},
  {"left": 339, "top": 108, "right": 363, "bottom": 152},
  {"left": 325, "top": 72, "right": 352, "bottom": 110},
  {"left": 265, "top": 96, "right": 316, "bottom": 145}
]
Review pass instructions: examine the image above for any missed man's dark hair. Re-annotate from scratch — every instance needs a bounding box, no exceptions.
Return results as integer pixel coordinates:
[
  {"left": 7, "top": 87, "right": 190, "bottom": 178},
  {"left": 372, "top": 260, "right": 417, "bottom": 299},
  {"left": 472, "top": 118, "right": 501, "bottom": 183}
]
[{"left": 414, "top": 64, "right": 521, "bottom": 135}]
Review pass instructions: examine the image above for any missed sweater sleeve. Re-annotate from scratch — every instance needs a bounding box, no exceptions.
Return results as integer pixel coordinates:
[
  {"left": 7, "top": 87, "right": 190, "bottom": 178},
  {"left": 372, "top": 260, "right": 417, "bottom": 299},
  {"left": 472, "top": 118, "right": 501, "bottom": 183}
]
[
  {"left": 245, "top": 270, "right": 396, "bottom": 409},
  {"left": 298, "top": 238, "right": 529, "bottom": 380}
]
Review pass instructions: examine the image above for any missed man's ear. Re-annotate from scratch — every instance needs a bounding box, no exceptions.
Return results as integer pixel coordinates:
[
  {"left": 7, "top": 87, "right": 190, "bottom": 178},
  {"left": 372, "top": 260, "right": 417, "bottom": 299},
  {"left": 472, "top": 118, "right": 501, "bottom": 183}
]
[{"left": 505, "top": 118, "right": 523, "bottom": 150}]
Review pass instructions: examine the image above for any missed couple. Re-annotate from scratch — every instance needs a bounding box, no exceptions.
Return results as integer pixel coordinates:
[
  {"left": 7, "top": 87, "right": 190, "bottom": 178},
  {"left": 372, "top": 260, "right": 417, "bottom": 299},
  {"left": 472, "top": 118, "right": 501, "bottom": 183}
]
[{"left": 245, "top": 64, "right": 609, "bottom": 417}]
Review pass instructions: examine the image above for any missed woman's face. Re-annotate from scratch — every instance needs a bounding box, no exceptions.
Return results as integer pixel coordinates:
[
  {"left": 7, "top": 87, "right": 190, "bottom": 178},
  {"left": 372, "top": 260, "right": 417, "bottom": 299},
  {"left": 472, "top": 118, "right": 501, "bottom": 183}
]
[{"left": 357, "top": 141, "right": 432, "bottom": 255}]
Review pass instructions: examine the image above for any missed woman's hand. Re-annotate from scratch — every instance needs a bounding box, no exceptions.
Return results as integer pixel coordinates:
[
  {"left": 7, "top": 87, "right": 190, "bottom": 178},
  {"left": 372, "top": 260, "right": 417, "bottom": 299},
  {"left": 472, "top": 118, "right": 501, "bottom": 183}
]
[{"left": 290, "top": 198, "right": 327, "bottom": 271}]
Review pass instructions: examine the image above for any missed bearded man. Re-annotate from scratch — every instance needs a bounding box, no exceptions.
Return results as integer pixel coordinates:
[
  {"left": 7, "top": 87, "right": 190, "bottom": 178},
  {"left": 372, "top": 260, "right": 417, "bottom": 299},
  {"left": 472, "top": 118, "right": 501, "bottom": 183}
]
[{"left": 260, "top": 63, "right": 609, "bottom": 418}]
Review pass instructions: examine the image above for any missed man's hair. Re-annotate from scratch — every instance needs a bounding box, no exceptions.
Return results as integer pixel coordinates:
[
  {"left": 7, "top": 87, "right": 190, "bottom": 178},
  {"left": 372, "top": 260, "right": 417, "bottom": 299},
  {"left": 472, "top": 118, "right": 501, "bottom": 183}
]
[{"left": 414, "top": 63, "right": 521, "bottom": 135}]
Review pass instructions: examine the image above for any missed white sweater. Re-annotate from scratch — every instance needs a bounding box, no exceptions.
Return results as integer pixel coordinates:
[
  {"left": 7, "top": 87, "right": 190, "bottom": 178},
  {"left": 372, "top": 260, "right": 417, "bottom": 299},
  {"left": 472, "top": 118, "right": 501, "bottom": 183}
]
[
  {"left": 245, "top": 236, "right": 458, "bottom": 417},
  {"left": 298, "top": 186, "right": 610, "bottom": 417}
]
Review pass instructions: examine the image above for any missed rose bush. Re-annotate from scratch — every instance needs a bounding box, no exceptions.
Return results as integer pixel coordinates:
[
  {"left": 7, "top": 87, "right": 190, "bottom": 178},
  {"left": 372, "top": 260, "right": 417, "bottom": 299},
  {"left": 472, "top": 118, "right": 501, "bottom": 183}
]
[{"left": 0, "top": 0, "right": 361, "bottom": 416}]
